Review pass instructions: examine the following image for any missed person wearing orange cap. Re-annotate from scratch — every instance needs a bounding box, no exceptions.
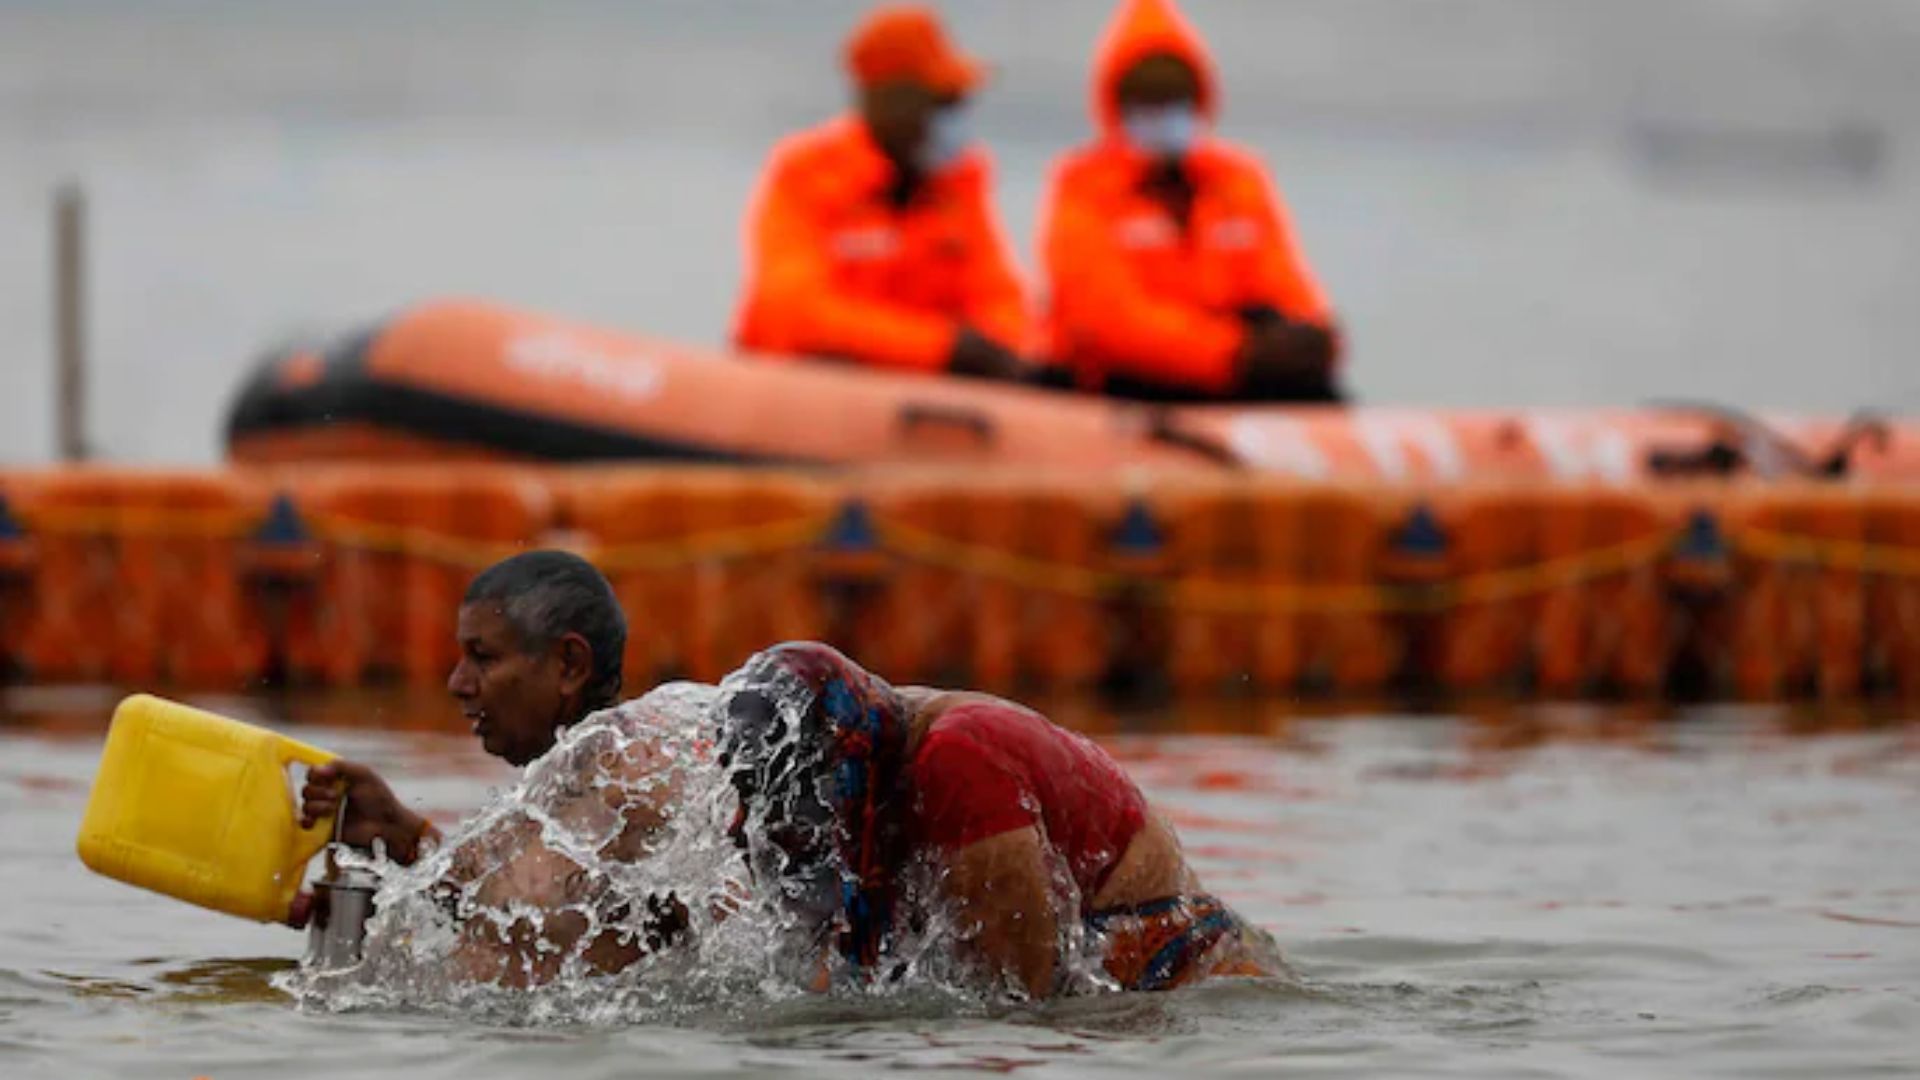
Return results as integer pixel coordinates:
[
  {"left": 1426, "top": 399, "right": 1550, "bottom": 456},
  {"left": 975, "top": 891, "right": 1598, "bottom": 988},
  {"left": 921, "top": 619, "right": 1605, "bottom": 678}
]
[
  {"left": 733, "top": 5, "right": 1032, "bottom": 381},
  {"left": 1040, "top": 0, "right": 1343, "bottom": 403}
]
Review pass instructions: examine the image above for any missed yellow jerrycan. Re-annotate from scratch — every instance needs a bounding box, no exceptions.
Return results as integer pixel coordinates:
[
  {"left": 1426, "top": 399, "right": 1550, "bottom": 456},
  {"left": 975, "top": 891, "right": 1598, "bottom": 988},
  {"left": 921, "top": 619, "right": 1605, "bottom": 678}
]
[{"left": 76, "top": 694, "right": 339, "bottom": 923}]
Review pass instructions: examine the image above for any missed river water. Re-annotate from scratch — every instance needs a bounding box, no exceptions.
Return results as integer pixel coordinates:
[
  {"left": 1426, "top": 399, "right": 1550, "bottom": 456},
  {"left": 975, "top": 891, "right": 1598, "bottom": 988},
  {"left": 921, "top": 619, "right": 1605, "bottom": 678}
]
[
  {"left": 3, "top": 687, "right": 1917, "bottom": 1078},
  {"left": 4, "top": 2, "right": 1919, "bottom": 1075}
]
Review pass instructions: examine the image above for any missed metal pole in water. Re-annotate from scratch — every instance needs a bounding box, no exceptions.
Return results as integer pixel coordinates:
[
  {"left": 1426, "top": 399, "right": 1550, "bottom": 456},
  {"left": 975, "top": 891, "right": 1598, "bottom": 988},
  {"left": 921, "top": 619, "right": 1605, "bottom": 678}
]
[{"left": 54, "top": 180, "right": 89, "bottom": 462}]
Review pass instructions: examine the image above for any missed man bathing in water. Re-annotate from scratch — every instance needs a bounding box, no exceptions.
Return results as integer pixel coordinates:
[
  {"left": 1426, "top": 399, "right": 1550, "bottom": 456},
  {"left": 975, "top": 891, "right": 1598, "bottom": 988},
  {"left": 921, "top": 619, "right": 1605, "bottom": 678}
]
[
  {"left": 716, "top": 641, "right": 1280, "bottom": 997},
  {"left": 292, "top": 549, "right": 686, "bottom": 983},
  {"left": 303, "top": 551, "right": 1277, "bottom": 996}
]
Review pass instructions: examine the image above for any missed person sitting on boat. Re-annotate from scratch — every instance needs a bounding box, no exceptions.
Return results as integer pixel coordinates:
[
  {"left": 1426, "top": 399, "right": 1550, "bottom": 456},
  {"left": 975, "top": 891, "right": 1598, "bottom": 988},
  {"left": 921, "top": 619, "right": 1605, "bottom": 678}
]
[
  {"left": 1039, "top": 0, "right": 1343, "bottom": 403},
  {"left": 716, "top": 641, "right": 1282, "bottom": 998},
  {"left": 732, "top": 4, "right": 1035, "bottom": 383}
]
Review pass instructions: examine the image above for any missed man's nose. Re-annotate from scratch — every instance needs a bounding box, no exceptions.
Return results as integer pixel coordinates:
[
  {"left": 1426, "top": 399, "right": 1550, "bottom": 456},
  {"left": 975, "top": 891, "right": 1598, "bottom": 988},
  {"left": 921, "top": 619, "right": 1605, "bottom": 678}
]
[{"left": 447, "top": 660, "right": 474, "bottom": 698}]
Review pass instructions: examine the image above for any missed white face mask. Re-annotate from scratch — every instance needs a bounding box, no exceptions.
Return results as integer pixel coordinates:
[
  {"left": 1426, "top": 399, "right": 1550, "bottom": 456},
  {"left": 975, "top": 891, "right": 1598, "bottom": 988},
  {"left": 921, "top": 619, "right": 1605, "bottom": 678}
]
[
  {"left": 917, "top": 103, "right": 974, "bottom": 174},
  {"left": 1122, "top": 103, "right": 1200, "bottom": 158}
]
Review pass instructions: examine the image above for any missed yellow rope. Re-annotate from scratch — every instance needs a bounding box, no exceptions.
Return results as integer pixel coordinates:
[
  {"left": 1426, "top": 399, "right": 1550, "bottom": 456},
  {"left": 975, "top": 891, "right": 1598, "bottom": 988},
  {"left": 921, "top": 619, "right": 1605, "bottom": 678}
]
[
  {"left": 304, "top": 510, "right": 839, "bottom": 572},
  {"left": 15, "top": 499, "right": 1920, "bottom": 609},
  {"left": 300, "top": 512, "right": 527, "bottom": 569},
  {"left": 871, "top": 516, "right": 1673, "bottom": 615},
  {"left": 1151, "top": 534, "right": 1670, "bottom": 615},
  {"left": 1735, "top": 528, "right": 1920, "bottom": 577},
  {"left": 1450, "top": 534, "right": 1673, "bottom": 604},
  {"left": 870, "top": 519, "right": 1116, "bottom": 599},
  {"left": 588, "top": 513, "right": 836, "bottom": 572},
  {"left": 13, "top": 505, "right": 264, "bottom": 539}
]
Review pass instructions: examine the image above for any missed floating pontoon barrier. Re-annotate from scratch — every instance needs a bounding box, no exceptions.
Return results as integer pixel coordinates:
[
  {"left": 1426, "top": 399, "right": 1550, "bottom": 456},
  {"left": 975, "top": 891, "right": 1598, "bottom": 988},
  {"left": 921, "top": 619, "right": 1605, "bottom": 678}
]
[{"left": 2, "top": 465, "right": 1918, "bottom": 703}]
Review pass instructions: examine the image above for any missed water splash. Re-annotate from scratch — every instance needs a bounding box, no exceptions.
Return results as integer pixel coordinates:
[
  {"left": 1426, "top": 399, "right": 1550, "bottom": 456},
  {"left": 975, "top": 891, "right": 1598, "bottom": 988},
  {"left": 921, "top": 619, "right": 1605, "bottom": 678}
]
[{"left": 276, "top": 673, "right": 1270, "bottom": 1024}]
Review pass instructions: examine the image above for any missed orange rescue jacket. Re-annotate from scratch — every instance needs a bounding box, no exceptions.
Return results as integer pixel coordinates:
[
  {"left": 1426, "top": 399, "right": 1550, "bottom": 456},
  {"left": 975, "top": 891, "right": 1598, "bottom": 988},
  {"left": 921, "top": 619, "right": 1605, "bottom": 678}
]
[
  {"left": 734, "top": 115, "right": 1032, "bottom": 373},
  {"left": 1040, "top": 0, "right": 1336, "bottom": 396}
]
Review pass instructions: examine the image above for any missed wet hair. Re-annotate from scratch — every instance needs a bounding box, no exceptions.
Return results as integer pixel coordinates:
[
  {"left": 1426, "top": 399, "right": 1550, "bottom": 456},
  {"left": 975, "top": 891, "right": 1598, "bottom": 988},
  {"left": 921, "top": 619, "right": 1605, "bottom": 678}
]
[{"left": 464, "top": 550, "right": 626, "bottom": 713}]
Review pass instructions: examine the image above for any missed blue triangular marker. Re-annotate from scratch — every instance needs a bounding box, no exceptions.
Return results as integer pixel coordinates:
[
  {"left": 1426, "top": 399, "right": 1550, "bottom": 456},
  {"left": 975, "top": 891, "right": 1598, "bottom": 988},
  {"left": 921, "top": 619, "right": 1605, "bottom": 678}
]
[
  {"left": 823, "top": 498, "right": 878, "bottom": 552},
  {"left": 1392, "top": 503, "right": 1449, "bottom": 557},
  {"left": 1673, "top": 507, "right": 1725, "bottom": 560},
  {"left": 1111, "top": 498, "right": 1165, "bottom": 557},
  {"left": 253, "top": 492, "right": 310, "bottom": 546}
]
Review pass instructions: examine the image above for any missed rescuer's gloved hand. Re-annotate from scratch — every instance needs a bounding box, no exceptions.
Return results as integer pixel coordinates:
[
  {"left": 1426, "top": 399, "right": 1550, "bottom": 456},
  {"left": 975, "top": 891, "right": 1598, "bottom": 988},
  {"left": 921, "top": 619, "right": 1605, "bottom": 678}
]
[
  {"left": 1018, "top": 363, "right": 1078, "bottom": 391},
  {"left": 945, "top": 326, "right": 1026, "bottom": 381},
  {"left": 1236, "top": 302, "right": 1286, "bottom": 331},
  {"left": 1236, "top": 322, "right": 1342, "bottom": 403}
]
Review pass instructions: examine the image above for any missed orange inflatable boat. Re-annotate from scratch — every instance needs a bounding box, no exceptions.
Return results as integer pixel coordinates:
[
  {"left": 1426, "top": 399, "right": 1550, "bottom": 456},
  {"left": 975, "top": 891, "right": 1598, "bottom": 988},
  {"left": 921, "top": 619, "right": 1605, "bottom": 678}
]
[{"left": 227, "top": 299, "right": 1920, "bottom": 484}]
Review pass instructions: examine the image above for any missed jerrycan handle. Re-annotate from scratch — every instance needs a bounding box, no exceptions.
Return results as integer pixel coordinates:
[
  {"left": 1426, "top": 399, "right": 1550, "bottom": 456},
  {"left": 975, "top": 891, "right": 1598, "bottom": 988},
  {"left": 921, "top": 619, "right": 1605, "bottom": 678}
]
[{"left": 275, "top": 734, "right": 340, "bottom": 872}]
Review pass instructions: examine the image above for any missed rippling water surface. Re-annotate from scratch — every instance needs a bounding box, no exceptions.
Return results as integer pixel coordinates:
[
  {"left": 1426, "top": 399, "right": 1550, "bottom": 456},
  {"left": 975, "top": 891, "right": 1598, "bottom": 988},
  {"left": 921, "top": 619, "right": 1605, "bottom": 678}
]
[{"left": 3, "top": 687, "right": 1917, "bottom": 1078}]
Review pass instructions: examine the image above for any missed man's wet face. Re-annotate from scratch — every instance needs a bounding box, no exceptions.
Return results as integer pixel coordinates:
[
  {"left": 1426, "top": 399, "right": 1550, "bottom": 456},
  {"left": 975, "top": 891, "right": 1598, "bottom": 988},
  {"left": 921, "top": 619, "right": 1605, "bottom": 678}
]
[
  {"left": 721, "top": 691, "right": 841, "bottom": 918},
  {"left": 446, "top": 603, "right": 567, "bottom": 766}
]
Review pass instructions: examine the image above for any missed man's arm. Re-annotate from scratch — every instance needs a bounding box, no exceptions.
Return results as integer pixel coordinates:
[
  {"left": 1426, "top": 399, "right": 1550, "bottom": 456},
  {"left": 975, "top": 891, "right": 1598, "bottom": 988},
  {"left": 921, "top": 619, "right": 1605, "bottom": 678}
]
[
  {"left": 941, "top": 825, "right": 1061, "bottom": 1000},
  {"left": 439, "top": 815, "right": 684, "bottom": 988}
]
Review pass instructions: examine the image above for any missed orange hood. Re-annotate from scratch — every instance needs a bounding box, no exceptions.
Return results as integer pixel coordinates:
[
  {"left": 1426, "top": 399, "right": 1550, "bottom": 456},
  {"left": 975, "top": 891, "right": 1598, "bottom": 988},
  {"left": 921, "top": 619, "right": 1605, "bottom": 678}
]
[{"left": 1091, "top": 0, "right": 1220, "bottom": 136}]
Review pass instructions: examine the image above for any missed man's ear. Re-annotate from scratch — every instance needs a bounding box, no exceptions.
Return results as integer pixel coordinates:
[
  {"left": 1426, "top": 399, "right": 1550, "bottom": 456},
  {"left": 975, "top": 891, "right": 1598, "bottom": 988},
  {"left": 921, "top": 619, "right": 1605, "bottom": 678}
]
[{"left": 555, "top": 632, "right": 594, "bottom": 698}]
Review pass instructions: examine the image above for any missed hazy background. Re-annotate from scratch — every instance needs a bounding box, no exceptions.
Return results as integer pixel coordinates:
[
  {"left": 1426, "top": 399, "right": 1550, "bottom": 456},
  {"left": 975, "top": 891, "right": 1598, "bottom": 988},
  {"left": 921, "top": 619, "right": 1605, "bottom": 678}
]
[{"left": 2, "top": 0, "right": 1916, "bottom": 464}]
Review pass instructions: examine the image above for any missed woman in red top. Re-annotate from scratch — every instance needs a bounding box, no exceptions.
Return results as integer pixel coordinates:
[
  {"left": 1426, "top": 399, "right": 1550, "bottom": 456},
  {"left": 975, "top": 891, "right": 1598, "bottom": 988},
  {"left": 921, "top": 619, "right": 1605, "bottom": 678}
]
[{"left": 716, "top": 642, "right": 1280, "bottom": 998}]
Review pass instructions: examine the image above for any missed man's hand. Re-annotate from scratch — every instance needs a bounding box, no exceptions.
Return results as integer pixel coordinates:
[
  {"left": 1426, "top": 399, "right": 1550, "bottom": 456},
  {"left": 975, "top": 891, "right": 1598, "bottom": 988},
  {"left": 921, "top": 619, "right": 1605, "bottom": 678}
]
[
  {"left": 945, "top": 326, "right": 1026, "bottom": 381},
  {"left": 300, "top": 759, "right": 432, "bottom": 866},
  {"left": 285, "top": 889, "right": 315, "bottom": 929}
]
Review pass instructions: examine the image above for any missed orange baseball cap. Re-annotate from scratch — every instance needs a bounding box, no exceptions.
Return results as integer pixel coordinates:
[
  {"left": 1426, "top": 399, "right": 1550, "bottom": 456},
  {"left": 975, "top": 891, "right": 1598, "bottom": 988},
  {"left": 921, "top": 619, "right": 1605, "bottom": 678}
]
[{"left": 844, "top": 5, "right": 986, "bottom": 95}]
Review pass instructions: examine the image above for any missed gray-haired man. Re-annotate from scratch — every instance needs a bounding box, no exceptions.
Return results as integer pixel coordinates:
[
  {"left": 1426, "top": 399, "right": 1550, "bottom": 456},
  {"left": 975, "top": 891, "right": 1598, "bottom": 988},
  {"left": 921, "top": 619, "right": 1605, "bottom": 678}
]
[{"left": 292, "top": 549, "right": 628, "bottom": 913}]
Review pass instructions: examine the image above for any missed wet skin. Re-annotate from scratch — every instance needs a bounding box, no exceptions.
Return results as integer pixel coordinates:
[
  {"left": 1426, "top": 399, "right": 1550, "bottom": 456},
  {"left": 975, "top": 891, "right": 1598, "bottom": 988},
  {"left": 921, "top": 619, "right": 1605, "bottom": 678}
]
[{"left": 447, "top": 602, "right": 594, "bottom": 767}]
